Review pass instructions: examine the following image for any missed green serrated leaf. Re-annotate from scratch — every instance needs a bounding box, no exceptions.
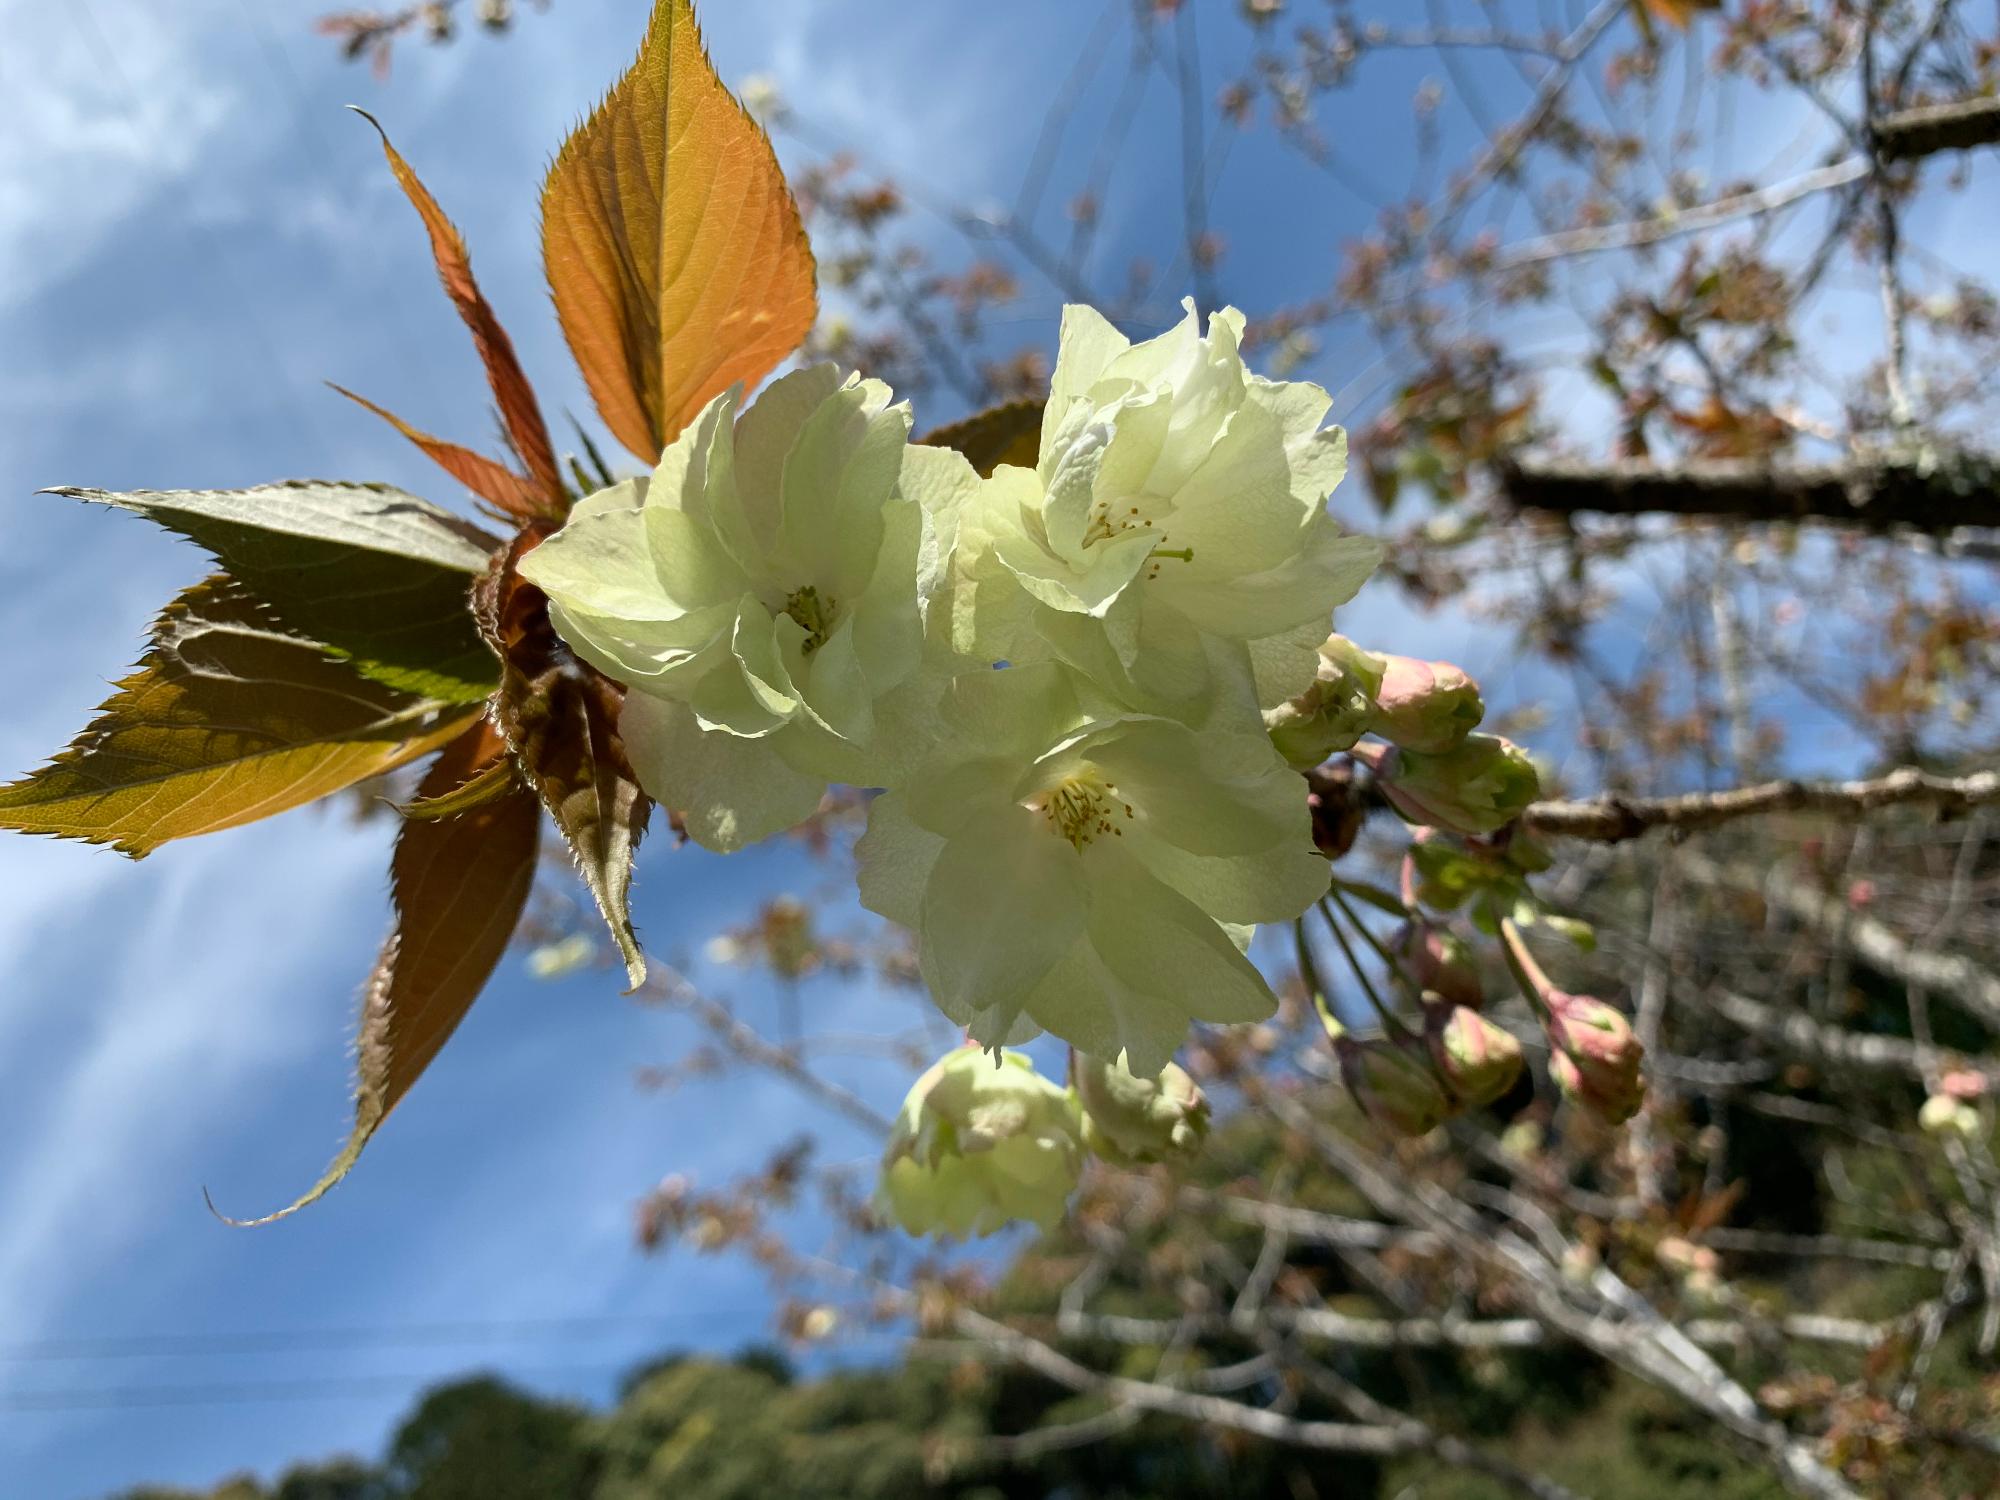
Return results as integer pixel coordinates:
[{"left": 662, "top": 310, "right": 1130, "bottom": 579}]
[
  {"left": 0, "top": 574, "right": 480, "bottom": 856},
  {"left": 48, "top": 482, "right": 503, "bottom": 703}
]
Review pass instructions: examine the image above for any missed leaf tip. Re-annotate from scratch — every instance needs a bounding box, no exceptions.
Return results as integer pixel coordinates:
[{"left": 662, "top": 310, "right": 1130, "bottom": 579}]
[{"left": 344, "top": 103, "right": 388, "bottom": 140}]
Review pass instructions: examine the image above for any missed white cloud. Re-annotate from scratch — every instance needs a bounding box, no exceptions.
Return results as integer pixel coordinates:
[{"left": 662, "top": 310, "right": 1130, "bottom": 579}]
[
  {"left": 0, "top": 820, "right": 388, "bottom": 1350},
  {"left": 0, "top": 0, "right": 243, "bottom": 316}
]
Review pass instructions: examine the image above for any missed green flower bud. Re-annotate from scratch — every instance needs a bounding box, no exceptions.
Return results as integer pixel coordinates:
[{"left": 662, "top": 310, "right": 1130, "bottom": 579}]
[
  {"left": 1073, "top": 1053, "right": 1211, "bottom": 1166},
  {"left": 1337, "top": 1035, "right": 1454, "bottom": 1137},
  {"left": 878, "top": 1048, "right": 1084, "bottom": 1238},
  {"left": 1381, "top": 734, "right": 1540, "bottom": 836},
  {"left": 1263, "top": 635, "right": 1386, "bottom": 769},
  {"left": 1425, "top": 1004, "right": 1524, "bottom": 1108},
  {"left": 1395, "top": 919, "right": 1484, "bottom": 1007},
  {"left": 1369, "top": 655, "right": 1484, "bottom": 753}
]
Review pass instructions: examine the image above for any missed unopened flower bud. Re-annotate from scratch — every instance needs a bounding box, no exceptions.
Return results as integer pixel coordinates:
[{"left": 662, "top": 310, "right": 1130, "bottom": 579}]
[
  {"left": 1369, "top": 655, "right": 1484, "bottom": 753},
  {"left": 878, "top": 1048, "right": 1083, "bottom": 1238},
  {"left": 1380, "top": 735, "right": 1540, "bottom": 836},
  {"left": 1263, "top": 635, "right": 1386, "bottom": 769},
  {"left": 1544, "top": 992, "right": 1646, "bottom": 1124},
  {"left": 1426, "top": 1004, "right": 1523, "bottom": 1108},
  {"left": 1073, "top": 1053, "right": 1210, "bottom": 1166},
  {"left": 1395, "top": 919, "right": 1483, "bottom": 1007},
  {"left": 1940, "top": 1068, "right": 1987, "bottom": 1102},
  {"left": 1919, "top": 1093, "right": 1982, "bottom": 1140},
  {"left": 1337, "top": 1035, "right": 1453, "bottom": 1137}
]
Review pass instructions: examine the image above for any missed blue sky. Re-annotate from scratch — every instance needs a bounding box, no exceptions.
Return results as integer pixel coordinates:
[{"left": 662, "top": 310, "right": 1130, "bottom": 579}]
[{"left": 3, "top": 2, "right": 1990, "bottom": 1495}]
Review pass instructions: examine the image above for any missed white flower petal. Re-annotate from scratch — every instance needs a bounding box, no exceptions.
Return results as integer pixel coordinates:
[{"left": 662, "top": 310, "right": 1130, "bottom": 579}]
[
  {"left": 1040, "top": 303, "right": 1132, "bottom": 468},
  {"left": 517, "top": 506, "right": 675, "bottom": 622},
  {"left": 919, "top": 807, "right": 1086, "bottom": 1027},
  {"left": 855, "top": 791, "right": 944, "bottom": 928},
  {"left": 735, "top": 365, "right": 846, "bottom": 551},
  {"left": 621, "top": 694, "right": 825, "bottom": 853}
]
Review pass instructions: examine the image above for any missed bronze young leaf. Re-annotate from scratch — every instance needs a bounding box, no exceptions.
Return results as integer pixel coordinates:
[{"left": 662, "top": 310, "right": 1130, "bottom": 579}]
[
  {"left": 348, "top": 109, "right": 568, "bottom": 521},
  {"left": 222, "top": 720, "right": 542, "bottom": 1224},
  {"left": 478, "top": 534, "right": 652, "bottom": 990},
  {"left": 329, "top": 384, "right": 558, "bottom": 525},
  {"left": 0, "top": 575, "right": 480, "bottom": 857},
  {"left": 541, "top": 0, "right": 818, "bottom": 462}
]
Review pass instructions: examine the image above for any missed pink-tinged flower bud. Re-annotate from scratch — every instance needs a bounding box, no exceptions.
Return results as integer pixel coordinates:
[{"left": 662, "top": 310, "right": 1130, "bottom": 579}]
[
  {"left": 1337, "top": 1035, "right": 1454, "bottom": 1137},
  {"left": 1395, "top": 920, "right": 1484, "bottom": 1007},
  {"left": 1380, "top": 735, "right": 1540, "bottom": 836},
  {"left": 1940, "top": 1068, "right": 1987, "bottom": 1102},
  {"left": 1426, "top": 1005, "right": 1524, "bottom": 1109},
  {"left": 1370, "top": 655, "right": 1484, "bottom": 753},
  {"left": 1544, "top": 992, "right": 1646, "bottom": 1124},
  {"left": 1264, "top": 635, "right": 1387, "bottom": 769}
]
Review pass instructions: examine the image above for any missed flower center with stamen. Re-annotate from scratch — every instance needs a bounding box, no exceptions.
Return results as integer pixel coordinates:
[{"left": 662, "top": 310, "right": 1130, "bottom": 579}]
[
  {"left": 1028, "top": 770, "right": 1134, "bottom": 851},
  {"left": 784, "top": 585, "right": 836, "bottom": 654}
]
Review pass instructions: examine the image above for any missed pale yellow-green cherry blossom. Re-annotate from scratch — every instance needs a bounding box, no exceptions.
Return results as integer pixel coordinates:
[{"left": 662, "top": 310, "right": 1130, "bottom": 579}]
[
  {"left": 878, "top": 1047, "right": 1084, "bottom": 1238},
  {"left": 931, "top": 300, "right": 1380, "bottom": 715},
  {"left": 518, "top": 367, "right": 930, "bottom": 851},
  {"left": 855, "top": 663, "right": 1328, "bottom": 1074},
  {"left": 1073, "top": 1052, "right": 1210, "bottom": 1166}
]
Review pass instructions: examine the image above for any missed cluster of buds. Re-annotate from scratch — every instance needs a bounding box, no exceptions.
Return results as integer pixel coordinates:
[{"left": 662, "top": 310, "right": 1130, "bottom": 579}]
[
  {"left": 1333, "top": 1005, "right": 1526, "bottom": 1138},
  {"left": 1918, "top": 1069, "right": 1988, "bottom": 1141},
  {"left": 1267, "top": 635, "right": 1538, "bottom": 838},
  {"left": 1330, "top": 906, "right": 1525, "bottom": 1136},
  {"left": 879, "top": 1047, "right": 1212, "bottom": 1239}
]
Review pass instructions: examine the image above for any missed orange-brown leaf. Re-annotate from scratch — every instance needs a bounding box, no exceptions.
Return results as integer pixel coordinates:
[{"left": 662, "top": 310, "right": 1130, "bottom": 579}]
[
  {"left": 354, "top": 109, "right": 565, "bottom": 513},
  {"left": 919, "top": 399, "right": 1047, "bottom": 478},
  {"left": 541, "top": 0, "right": 817, "bottom": 462},
  {"left": 224, "top": 721, "right": 540, "bottom": 1223},
  {"left": 330, "top": 384, "right": 550, "bottom": 520}
]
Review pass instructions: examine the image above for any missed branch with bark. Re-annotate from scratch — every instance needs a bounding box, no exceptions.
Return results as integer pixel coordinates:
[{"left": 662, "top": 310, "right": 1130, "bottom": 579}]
[
  {"left": 1497, "top": 455, "right": 2000, "bottom": 532},
  {"left": 1875, "top": 97, "right": 2000, "bottom": 162},
  {"left": 1523, "top": 768, "right": 2000, "bottom": 843}
]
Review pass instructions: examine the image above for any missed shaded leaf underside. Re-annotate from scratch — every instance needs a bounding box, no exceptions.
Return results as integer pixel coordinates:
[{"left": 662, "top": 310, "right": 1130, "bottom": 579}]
[
  {"left": 230, "top": 720, "right": 542, "bottom": 1223},
  {"left": 479, "top": 536, "right": 651, "bottom": 988},
  {"left": 541, "top": 0, "right": 817, "bottom": 462},
  {"left": 919, "top": 398, "right": 1047, "bottom": 478},
  {"left": 48, "top": 482, "right": 502, "bottom": 703},
  {"left": 0, "top": 575, "right": 479, "bottom": 856}
]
